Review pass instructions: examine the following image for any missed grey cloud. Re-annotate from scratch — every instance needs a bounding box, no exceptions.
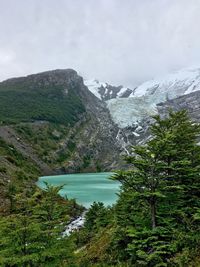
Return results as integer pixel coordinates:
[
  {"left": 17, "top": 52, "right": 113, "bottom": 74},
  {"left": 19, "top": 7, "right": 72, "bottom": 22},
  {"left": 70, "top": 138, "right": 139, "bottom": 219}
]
[{"left": 0, "top": 0, "right": 200, "bottom": 87}]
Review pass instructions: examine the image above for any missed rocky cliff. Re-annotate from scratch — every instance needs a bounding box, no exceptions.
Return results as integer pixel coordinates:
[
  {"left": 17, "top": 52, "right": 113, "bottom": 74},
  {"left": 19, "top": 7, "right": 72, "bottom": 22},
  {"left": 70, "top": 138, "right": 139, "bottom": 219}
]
[
  {"left": 0, "top": 69, "right": 125, "bottom": 178},
  {"left": 84, "top": 67, "right": 200, "bottom": 151},
  {"left": 1, "top": 67, "right": 200, "bottom": 213}
]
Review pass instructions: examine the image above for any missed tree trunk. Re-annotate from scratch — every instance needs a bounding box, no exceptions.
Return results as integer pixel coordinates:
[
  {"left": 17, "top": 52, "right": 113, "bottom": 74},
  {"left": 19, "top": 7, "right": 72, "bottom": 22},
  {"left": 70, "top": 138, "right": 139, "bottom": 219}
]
[{"left": 150, "top": 199, "right": 156, "bottom": 229}]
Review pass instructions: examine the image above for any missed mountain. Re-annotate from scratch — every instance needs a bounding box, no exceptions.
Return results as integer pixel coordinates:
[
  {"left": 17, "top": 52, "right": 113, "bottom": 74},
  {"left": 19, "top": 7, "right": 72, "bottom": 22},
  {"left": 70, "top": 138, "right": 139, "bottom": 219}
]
[
  {"left": 85, "top": 68, "right": 200, "bottom": 128},
  {"left": 1, "top": 67, "right": 200, "bottom": 213},
  {"left": 132, "top": 67, "right": 200, "bottom": 99},
  {"left": 0, "top": 69, "right": 128, "bottom": 171},
  {"left": 84, "top": 79, "right": 134, "bottom": 101},
  {"left": 0, "top": 69, "right": 86, "bottom": 125},
  {"left": 84, "top": 67, "right": 200, "bottom": 154},
  {"left": 0, "top": 69, "right": 125, "bottom": 213}
]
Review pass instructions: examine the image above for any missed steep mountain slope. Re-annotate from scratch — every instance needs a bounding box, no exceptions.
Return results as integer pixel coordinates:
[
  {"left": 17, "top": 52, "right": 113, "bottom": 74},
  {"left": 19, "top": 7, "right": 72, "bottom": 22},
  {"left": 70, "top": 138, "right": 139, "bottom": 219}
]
[
  {"left": 0, "top": 69, "right": 86, "bottom": 125},
  {"left": 2, "top": 66, "right": 200, "bottom": 214},
  {"left": 84, "top": 67, "right": 200, "bottom": 153},
  {"left": 0, "top": 69, "right": 125, "bottom": 213},
  {"left": 0, "top": 69, "right": 123, "bottom": 171},
  {"left": 104, "top": 68, "right": 200, "bottom": 128}
]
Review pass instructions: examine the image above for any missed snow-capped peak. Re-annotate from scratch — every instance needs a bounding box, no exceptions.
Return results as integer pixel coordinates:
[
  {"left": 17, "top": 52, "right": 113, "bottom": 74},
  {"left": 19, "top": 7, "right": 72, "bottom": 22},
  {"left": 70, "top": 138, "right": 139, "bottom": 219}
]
[
  {"left": 132, "top": 67, "right": 200, "bottom": 100},
  {"left": 107, "top": 67, "right": 200, "bottom": 128},
  {"left": 84, "top": 79, "right": 133, "bottom": 101},
  {"left": 84, "top": 67, "right": 200, "bottom": 128},
  {"left": 84, "top": 79, "right": 107, "bottom": 99}
]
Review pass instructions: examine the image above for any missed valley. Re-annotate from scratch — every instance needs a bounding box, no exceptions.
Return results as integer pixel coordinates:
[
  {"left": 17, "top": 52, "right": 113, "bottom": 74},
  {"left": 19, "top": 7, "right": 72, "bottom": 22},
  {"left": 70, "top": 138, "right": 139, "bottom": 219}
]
[
  {"left": 1, "top": 67, "right": 200, "bottom": 214},
  {"left": 1, "top": 67, "right": 200, "bottom": 266}
]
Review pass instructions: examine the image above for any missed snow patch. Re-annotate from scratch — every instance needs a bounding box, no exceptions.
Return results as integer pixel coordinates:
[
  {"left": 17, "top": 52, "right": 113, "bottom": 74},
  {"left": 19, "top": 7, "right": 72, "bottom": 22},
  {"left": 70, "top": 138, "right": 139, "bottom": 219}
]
[
  {"left": 84, "top": 79, "right": 107, "bottom": 99},
  {"left": 117, "top": 87, "right": 128, "bottom": 97},
  {"left": 132, "top": 68, "right": 200, "bottom": 100},
  {"left": 85, "top": 67, "right": 200, "bottom": 128},
  {"left": 132, "top": 132, "right": 140, "bottom": 137}
]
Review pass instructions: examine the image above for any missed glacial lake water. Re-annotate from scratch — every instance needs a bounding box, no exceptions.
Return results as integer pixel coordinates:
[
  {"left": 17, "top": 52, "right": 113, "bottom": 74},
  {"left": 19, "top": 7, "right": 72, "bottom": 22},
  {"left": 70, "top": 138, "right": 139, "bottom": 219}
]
[{"left": 37, "top": 172, "right": 120, "bottom": 208}]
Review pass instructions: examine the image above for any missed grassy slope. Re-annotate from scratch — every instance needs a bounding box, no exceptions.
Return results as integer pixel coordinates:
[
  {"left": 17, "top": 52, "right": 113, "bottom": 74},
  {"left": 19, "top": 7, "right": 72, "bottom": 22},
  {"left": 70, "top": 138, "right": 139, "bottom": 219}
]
[{"left": 0, "top": 136, "right": 40, "bottom": 213}]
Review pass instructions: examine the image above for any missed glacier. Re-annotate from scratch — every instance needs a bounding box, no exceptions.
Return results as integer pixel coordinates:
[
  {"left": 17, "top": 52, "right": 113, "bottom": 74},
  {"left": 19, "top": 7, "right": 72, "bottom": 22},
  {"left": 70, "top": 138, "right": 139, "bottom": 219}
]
[{"left": 85, "top": 67, "right": 200, "bottom": 128}]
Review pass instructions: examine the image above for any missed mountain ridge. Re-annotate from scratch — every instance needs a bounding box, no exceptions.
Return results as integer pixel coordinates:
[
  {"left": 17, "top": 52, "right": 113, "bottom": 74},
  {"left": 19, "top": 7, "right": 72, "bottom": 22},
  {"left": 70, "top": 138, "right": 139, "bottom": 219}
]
[
  {"left": 1, "top": 67, "right": 200, "bottom": 213},
  {"left": 85, "top": 67, "right": 200, "bottom": 128}
]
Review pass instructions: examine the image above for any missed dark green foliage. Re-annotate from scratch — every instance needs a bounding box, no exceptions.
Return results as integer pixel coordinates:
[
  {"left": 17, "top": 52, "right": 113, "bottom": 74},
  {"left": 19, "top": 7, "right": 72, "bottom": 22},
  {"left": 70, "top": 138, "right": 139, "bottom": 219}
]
[
  {"left": 110, "top": 110, "right": 200, "bottom": 266},
  {"left": 82, "top": 155, "right": 91, "bottom": 169},
  {"left": 84, "top": 202, "right": 112, "bottom": 233},
  {"left": 0, "top": 136, "right": 40, "bottom": 186},
  {"left": 0, "top": 184, "right": 81, "bottom": 266},
  {"left": 76, "top": 110, "right": 200, "bottom": 266},
  {"left": 73, "top": 202, "right": 113, "bottom": 253},
  {"left": 68, "top": 140, "right": 76, "bottom": 152},
  {"left": 0, "top": 82, "right": 85, "bottom": 125},
  {"left": 95, "top": 161, "right": 102, "bottom": 172},
  {"left": 0, "top": 166, "right": 7, "bottom": 173},
  {"left": 1, "top": 109, "right": 200, "bottom": 266}
]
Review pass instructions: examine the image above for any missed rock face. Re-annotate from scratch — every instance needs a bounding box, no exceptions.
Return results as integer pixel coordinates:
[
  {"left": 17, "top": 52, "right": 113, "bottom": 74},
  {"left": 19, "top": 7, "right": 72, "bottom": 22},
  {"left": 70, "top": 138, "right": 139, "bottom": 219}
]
[
  {"left": 0, "top": 69, "right": 125, "bottom": 176},
  {"left": 2, "top": 67, "right": 200, "bottom": 214},
  {"left": 1, "top": 67, "right": 200, "bottom": 177},
  {"left": 84, "top": 67, "right": 200, "bottom": 153},
  {"left": 157, "top": 90, "right": 200, "bottom": 122},
  {"left": 84, "top": 79, "right": 134, "bottom": 101}
]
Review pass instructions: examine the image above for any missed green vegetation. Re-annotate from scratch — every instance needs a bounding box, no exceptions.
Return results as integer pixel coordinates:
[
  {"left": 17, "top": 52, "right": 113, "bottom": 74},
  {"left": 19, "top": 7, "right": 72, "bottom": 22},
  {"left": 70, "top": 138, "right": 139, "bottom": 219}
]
[
  {"left": 0, "top": 137, "right": 39, "bottom": 178},
  {"left": 0, "top": 183, "right": 83, "bottom": 266},
  {"left": 14, "top": 123, "right": 68, "bottom": 164},
  {"left": 0, "top": 135, "right": 40, "bottom": 183},
  {"left": 75, "top": 110, "right": 200, "bottom": 266},
  {"left": 13, "top": 122, "right": 79, "bottom": 168},
  {"left": 1, "top": 110, "right": 200, "bottom": 266},
  {"left": 0, "top": 82, "right": 85, "bottom": 125}
]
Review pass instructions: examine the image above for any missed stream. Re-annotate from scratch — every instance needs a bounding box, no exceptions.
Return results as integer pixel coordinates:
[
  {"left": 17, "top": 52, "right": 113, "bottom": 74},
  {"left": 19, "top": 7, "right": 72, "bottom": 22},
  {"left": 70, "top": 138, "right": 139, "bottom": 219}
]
[{"left": 63, "top": 211, "right": 87, "bottom": 236}]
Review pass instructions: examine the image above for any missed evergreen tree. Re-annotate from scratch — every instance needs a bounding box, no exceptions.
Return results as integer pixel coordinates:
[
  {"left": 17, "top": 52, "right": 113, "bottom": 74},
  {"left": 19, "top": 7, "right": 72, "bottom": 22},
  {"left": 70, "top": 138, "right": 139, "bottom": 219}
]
[
  {"left": 0, "top": 184, "right": 76, "bottom": 266},
  {"left": 112, "top": 110, "right": 200, "bottom": 266},
  {"left": 84, "top": 202, "right": 111, "bottom": 233}
]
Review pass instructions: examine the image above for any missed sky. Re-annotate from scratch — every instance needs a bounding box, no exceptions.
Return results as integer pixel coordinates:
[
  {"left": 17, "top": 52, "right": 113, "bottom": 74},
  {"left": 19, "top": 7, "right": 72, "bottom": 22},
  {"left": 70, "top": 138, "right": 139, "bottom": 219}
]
[{"left": 0, "top": 0, "right": 200, "bottom": 87}]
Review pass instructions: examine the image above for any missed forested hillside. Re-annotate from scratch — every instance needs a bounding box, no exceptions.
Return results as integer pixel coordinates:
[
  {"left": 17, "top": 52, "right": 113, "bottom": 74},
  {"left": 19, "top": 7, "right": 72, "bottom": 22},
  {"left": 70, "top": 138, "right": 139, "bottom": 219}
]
[
  {"left": 0, "top": 69, "right": 85, "bottom": 125},
  {"left": 0, "top": 70, "right": 123, "bottom": 214},
  {"left": 74, "top": 110, "right": 200, "bottom": 266},
  {"left": 0, "top": 69, "right": 200, "bottom": 266},
  {"left": 1, "top": 110, "right": 200, "bottom": 266},
  {"left": 1, "top": 0, "right": 199, "bottom": 265}
]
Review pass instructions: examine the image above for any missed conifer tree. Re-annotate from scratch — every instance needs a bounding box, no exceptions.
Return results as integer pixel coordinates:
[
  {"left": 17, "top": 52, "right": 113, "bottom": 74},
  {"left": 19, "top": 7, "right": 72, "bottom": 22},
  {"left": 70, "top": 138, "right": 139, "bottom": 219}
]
[
  {"left": 0, "top": 184, "right": 76, "bottom": 266},
  {"left": 112, "top": 110, "right": 200, "bottom": 265}
]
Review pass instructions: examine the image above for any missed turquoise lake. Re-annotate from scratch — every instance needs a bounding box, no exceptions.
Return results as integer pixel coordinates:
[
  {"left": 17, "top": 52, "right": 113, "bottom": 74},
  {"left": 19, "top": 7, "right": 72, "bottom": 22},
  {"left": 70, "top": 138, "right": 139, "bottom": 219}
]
[{"left": 37, "top": 172, "right": 120, "bottom": 208}]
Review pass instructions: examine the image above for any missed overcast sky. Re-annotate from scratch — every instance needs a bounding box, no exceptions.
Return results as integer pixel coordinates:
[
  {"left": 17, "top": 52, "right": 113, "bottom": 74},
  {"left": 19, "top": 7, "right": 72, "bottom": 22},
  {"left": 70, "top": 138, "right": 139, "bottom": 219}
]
[{"left": 0, "top": 0, "right": 200, "bottom": 87}]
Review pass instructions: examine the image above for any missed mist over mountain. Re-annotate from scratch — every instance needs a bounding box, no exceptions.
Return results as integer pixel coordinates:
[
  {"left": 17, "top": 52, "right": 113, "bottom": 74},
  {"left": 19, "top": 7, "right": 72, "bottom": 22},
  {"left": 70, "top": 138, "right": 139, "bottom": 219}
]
[
  {"left": 0, "top": 66, "right": 200, "bottom": 182},
  {"left": 1, "top": 66, "right": 200, "bottom": 210},
  {"left": 1, "top": 1, "right": 200, "bottom": 265},
  {"left": 1, "top": 66, "right": 200, "bottom": 265},
  {"left": 85, "top": 67, "right": 200, "bottom": 128}
]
